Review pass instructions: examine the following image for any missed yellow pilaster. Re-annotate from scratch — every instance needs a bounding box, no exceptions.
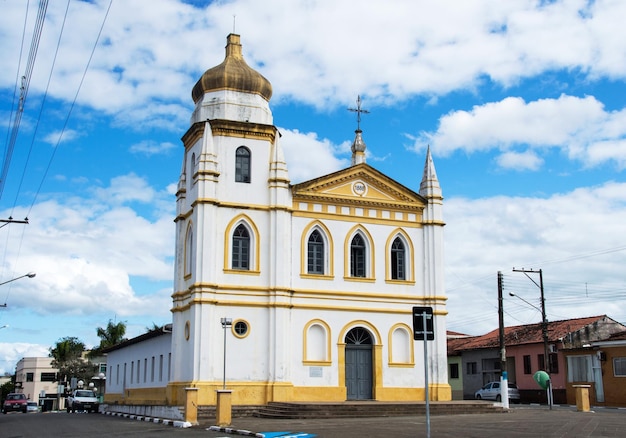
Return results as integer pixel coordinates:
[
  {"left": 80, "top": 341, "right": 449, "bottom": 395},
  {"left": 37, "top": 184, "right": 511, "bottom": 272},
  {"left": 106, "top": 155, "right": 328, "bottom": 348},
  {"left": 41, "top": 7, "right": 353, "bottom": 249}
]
[
  {"left": 216, "top": 390, "right": 233, "bottom": 426},
  {"left": 184, "top": 387, "right": 199, "bottom": 425},
  {"left": 574, "top": 385, "right": 591, "bottom": 412}
]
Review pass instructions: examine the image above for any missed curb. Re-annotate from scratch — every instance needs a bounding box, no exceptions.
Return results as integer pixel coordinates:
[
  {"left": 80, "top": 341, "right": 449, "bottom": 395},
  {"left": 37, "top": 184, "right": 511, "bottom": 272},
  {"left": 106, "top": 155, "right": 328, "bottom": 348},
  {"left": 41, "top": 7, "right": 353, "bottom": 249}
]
[
  {"left": 103, "top": 411, "right": 192, "bottom": 428},
  {"left": 208, "top": 425, "right": 264, "bottom": 437}
]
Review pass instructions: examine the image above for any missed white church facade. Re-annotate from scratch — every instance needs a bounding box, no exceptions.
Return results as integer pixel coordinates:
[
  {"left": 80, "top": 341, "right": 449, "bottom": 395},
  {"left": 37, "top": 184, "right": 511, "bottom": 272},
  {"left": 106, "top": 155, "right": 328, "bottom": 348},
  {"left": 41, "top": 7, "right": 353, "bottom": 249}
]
[{"left": 105, "top": 33, "right": 450, "bottom": 407}]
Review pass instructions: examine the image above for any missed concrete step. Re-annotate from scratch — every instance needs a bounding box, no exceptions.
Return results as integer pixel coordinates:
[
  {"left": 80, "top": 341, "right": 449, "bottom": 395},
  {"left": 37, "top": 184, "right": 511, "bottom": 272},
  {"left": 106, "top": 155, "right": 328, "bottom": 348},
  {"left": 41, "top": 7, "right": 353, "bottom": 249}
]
[{"left": 252, "top": 401, "right": 505, "bottom": 419}]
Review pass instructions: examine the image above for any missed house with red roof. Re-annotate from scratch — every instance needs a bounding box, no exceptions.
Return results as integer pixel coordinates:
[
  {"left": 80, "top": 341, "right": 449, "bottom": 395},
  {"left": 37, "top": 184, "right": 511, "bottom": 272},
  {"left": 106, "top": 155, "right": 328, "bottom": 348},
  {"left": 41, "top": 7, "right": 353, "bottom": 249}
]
[
  {"left": 447, "top": 315, "right": 626, "bottom": 404},
  {"left": 562, "top": 330, "right": 626, "bottom": 407}
]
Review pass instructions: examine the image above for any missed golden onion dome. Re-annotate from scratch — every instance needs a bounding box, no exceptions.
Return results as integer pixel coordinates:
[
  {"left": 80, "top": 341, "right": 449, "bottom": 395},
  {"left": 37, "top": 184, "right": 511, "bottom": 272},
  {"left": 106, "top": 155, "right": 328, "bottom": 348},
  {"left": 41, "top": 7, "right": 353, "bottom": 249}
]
[{"left": 192, "top": 34, "right": 273, "bottom": 103}]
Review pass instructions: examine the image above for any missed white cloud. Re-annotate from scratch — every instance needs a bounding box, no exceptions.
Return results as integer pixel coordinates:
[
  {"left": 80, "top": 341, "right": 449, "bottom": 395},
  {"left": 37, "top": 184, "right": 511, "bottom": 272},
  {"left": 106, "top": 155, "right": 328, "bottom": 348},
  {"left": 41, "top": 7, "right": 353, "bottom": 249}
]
[
  {"left": 129, "top": 140, "right": 176, "bottom": 156},
  {"left": 445, "top": 181, "right": 626, "bottom": 334},
  {"left": 0, "top": 343, "right": 49, "bottom": 375},
  {"left": 413, "top": 95, "right": 626, "bottom": 169},
  {"left": 496, "top": 150, "right": 543, "bottom": 171},
  {"left": 0, "top": 174, "right": 174, "bottom": 317},
  {"left": 279, "top": 128, "right": 350, "bottom": 184},
  {"left": 3, "top": 0, "right": 626, "bottom": 127},
  {"left": 43, "top": 129, "right": 81, "bottom": 145}
]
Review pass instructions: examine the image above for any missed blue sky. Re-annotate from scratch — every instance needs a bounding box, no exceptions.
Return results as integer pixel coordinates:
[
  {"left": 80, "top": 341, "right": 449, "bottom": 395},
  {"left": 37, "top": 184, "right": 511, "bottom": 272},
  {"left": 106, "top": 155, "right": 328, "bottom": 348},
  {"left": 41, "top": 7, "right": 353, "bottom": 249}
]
[{"left": 1, "top": 0, "right": 626, "bottom": 375}]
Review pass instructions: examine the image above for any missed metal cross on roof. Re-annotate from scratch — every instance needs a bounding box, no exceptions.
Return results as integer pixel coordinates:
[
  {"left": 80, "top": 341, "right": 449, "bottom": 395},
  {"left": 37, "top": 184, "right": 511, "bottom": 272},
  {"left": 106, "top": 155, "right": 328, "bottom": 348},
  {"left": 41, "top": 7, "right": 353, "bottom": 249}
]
[{"left": 348, "top": 95, "right": 370, "bottom": 131}]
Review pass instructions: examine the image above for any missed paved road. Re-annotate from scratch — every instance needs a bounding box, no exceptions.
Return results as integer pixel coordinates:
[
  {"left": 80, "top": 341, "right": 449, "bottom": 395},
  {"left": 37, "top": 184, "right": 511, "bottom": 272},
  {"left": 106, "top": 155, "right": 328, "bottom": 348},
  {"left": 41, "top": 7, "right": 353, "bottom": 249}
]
[
  {"left": 2, "top": 405, "right": 625, "bottom": 437},
  {"left": 202, "top": 405, "right": 626, "bottom": 438}
]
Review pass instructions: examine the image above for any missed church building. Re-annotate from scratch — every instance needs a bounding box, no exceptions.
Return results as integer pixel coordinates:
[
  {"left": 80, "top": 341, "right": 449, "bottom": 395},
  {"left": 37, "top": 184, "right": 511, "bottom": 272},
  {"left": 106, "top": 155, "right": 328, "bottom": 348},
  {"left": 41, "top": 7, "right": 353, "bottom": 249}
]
[{"left": 104, "top": 33, "right": 450, "bottom": 407}]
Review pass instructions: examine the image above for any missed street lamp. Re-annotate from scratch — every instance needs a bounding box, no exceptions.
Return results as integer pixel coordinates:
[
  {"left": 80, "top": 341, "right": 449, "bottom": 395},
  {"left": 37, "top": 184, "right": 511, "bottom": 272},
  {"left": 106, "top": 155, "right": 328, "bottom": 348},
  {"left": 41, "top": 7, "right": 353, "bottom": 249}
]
[
  {"left": 509, "top": 288, "right": 553, "bottom": 409},
  {"left": 0, "top": 272, "right": 36, "bottom": 286},
  {"left": 0, "top": 272, "right": 36, "bottom": 307},
  {"left": 220, "top": 318, "right": 232, "bottom": 390}
]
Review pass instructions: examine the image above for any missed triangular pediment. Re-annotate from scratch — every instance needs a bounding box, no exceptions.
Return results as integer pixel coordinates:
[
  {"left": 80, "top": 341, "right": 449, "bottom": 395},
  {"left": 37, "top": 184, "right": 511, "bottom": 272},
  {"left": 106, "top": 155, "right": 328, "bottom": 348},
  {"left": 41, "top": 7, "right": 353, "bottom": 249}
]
[{"left": 292, "top": 164, "right": 425, "bottom": 208}]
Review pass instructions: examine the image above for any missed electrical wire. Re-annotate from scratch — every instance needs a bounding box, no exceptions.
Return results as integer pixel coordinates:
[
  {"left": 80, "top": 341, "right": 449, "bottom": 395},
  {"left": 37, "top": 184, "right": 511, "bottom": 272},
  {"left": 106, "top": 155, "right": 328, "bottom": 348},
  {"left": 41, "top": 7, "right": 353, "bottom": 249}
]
[
  {"left": 2, "top": 0, "right": 30, "bottom": 191},
  {"left": 0, "top": 0, "right": 49, "bottom": 200},
  {"left": 10, "top": 0, "right": 72, "bottom": 213},
  {"left": 26, "top": 0, "right": 114, "bottom": 218},
  {"left": 1, "top": 0, "right": 113, "bottom": 308}
]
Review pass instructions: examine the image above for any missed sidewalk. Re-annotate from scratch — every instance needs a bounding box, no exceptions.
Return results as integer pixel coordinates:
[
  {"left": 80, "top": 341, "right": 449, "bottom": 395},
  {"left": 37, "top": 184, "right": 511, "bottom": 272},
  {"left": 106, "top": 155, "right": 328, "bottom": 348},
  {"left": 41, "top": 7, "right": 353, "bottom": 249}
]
[{"left": 202, "top": 405, "right": 626, "bottom": 437}]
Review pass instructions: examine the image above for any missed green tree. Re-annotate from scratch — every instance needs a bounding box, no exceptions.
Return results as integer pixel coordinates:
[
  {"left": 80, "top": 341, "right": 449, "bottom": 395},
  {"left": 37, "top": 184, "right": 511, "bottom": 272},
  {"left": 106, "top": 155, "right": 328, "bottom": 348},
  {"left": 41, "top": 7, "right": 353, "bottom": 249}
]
[
  {"left": 146, "top": 322, "right": 163, "bottom": 332},
  {"left": 88, "top": 320, "right": 127, "bottom": 359},
  {"left": 1, "top": 377, "right": 15, "bottom": 402},
  {"left": 50, "top": 336, "right": 95, "bottom": 386}
]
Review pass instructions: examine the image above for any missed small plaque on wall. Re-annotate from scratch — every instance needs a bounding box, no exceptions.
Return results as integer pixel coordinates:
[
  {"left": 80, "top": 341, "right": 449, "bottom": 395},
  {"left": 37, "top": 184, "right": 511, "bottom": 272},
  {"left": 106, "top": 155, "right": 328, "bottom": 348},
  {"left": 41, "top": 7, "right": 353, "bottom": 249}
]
[{"left": 309, "top": 367, "right": 323, "bottom": 378}]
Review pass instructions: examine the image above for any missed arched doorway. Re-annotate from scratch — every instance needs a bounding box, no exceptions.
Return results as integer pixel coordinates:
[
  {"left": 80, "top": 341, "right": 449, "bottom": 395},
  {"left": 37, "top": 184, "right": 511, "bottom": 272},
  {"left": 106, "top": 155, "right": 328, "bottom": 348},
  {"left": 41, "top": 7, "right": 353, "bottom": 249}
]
[{"left": 345, "top": 327, "right": 373, "bottom": 400}]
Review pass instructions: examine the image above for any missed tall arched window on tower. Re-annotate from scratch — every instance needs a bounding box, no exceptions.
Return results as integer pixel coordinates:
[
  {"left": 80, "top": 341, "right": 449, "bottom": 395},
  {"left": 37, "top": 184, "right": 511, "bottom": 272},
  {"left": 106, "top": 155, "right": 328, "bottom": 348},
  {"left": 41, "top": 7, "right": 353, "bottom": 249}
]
[
  {"left": 235, "top": 146, "right": 251, "bottom": 183},
  {"left": 391, "top": 237, "right": 406, "bottom": 280},
  {"left": 307, "top": 230, "right": 324, "bottom": 274},
  {"left": 350, "top": 233, "right": 366, "bottom": 277},
  {"left": 232, "top": 224, "right": 250, "bottom": 270},
  {"left": 184, "top": 226, "right": 194, "bottom": 277}
]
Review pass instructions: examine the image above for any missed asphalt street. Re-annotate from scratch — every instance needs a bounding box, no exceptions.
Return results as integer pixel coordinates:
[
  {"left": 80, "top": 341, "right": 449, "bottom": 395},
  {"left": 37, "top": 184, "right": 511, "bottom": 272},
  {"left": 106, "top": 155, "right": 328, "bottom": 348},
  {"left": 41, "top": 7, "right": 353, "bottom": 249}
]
[
  {"left": 2, "top": 405, "right": 625, "bottom": 437},
  {"left": 200, "top": 405, "right": 626, "bottom": 438}
]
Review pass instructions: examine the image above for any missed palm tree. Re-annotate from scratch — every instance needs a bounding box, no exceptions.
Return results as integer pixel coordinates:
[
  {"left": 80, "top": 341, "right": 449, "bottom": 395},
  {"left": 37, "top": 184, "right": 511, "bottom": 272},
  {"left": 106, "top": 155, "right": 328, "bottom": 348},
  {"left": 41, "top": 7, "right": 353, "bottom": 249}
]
[{"left": 96, "top": 320, "right": 127, "bottom": 349}]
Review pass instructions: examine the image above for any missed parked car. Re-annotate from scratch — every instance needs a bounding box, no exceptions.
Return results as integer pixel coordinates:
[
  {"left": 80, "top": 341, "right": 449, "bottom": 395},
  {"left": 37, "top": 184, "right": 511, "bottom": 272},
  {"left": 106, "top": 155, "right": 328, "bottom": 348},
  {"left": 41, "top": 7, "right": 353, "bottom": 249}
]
[
  {"left": 66, "top": 389, "right": 99, "bottom": 413},
  {"left": 26, "top": 401, "right": 39, "bottom": 413},
  {"left": 2, "top": 393, "right": 28, "bottom": 414},
  {"left": 475, "top": 381, "right": 521, "bottom": 403}
]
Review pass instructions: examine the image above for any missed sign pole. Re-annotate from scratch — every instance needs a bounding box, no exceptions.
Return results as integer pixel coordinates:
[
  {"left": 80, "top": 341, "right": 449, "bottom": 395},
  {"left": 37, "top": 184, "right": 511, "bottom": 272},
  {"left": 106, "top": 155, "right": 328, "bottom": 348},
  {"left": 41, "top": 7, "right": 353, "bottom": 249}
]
[
  {"left": 413, "top": 306, "right": 434, "bottom": 438},
  {"left": 422, "top": 311, "right": 430, "bottom": 438}
]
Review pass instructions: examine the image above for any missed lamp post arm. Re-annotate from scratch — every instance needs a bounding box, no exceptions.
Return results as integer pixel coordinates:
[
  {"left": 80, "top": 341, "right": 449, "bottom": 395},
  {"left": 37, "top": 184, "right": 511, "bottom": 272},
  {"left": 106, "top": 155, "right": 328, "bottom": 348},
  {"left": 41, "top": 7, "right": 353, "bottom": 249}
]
[{"left": 0, "top": 272, "right": 36, "bottom": 287}]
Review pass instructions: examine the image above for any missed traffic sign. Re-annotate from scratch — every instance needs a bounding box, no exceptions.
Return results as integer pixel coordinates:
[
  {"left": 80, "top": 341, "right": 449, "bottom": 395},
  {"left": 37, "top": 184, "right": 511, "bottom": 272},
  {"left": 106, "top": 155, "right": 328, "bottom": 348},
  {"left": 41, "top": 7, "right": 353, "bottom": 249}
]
[{"left": 412, "top": 306, "right": 434, "bottom": 340}]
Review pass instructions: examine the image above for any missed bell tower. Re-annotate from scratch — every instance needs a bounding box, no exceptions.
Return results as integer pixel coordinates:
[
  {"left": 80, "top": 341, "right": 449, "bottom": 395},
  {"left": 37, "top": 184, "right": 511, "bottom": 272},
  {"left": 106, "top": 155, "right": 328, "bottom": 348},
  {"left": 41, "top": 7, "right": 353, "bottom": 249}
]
[{"left": 168, "top": 34, "right": 291, "bottom": 404}]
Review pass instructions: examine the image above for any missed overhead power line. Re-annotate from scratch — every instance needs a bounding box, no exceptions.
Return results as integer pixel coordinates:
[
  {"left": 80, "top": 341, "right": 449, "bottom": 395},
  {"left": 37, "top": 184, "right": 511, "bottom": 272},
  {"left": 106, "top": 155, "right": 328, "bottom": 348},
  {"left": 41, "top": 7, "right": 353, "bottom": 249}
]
[{"left": 0, "top": 0, "right": 49, "bottom": 200}]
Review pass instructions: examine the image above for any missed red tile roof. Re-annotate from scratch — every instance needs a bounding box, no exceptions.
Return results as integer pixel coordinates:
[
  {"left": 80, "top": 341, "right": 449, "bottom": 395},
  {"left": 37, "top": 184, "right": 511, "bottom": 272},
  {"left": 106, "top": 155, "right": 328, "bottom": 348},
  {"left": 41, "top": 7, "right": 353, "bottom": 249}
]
[{"left": 447, "top": 315, "right": 613, "bottom": 353}]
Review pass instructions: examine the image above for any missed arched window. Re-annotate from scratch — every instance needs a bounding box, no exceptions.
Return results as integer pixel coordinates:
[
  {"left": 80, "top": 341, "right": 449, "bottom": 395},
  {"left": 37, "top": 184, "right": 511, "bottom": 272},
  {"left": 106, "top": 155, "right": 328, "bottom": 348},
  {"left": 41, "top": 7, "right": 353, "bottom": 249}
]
[
  {"left": 232, "top": 224, "right": 250, "bottom": 270},
  {"left": 184, "top": 226, "right": 194, "bottom": 276},
  {"left": 307, "top": 230, "right": 324, "bottom": 274},
  {"left": 235, "top": 146, "right": 251, "bottom": 183},
  {"left": 345, "top": 327, "right": 372, "bottom": 345},
  {"left": 350, "top": 234, "right": 366, "bottom": 277},
  {"left": 391, "top": 237, "right": 405, "bottom": 280}
]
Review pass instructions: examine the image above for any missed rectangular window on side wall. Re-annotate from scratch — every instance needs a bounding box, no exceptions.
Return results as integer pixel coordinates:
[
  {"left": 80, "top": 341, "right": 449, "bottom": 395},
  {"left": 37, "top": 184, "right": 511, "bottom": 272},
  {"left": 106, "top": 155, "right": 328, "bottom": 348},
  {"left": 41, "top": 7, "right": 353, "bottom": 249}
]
[
  {"left": 523, "top": 355, "right": 532, "bottom": 374},
  {"left": 449, "top": 363, "right": 459, "bottom": 379},
  {"left": 549, "top": 353, "right": 559, "bottom": 374},
  {"left": 40, "top": 372, "right": 56, "bottom": 382},
  {"left": 613, "top": 357, "right": 626, "bottom": 377}
]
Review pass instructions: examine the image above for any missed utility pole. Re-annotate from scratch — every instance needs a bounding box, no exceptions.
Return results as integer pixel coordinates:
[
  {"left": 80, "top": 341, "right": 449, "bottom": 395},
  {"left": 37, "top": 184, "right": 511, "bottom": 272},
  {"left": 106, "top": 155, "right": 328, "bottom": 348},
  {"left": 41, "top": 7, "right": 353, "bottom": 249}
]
[
  {"left": 512, "top": 267, "right": 552, "bottom": 409},
  {"left": 497, "top": 271, "right": 509, "bottom": 408}
]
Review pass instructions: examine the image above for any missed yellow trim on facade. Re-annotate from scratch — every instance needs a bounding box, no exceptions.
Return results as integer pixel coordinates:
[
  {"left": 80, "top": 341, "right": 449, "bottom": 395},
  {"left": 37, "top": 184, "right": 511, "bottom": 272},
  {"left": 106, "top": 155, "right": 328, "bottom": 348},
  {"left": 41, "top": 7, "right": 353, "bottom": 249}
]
[
  {"left": 103, "top": 387, "right": 169, "bottom": 405},
  {"left": 302, "top": 319, "right": 332, "bottom": 364},
  {"left": 387, "top": 323, "right": 415, "bottom": 366},
  {"left": 343, "top": 225, "right": 376, "bottom": 279},
  {"left": 300, "top": 220, "right": 335, "bottom": 277},
  {"left": 292, "top": 209, "right": 423, "bottom": 228},
  {"left": 223, "top": 214, "right": 261, "bottom": 272},
  {"left": 171, "top": 298, "right": 448, "bottom": 316},
  {"left": 107, "top": 381, "right": 451, "bottom": 406},
  {"left": 384, "top": 228, "right": 416, "bottom": 282},
  {"left": 231, "top": 318, "right": 251, "bottom": 339}
]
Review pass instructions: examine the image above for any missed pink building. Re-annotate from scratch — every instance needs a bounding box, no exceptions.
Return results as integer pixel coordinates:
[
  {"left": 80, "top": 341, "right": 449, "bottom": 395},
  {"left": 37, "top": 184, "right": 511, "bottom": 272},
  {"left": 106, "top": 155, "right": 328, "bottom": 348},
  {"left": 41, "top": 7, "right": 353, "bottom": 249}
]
[{"left": 448, "top": 315, "right": 625, "bottom": 404}]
